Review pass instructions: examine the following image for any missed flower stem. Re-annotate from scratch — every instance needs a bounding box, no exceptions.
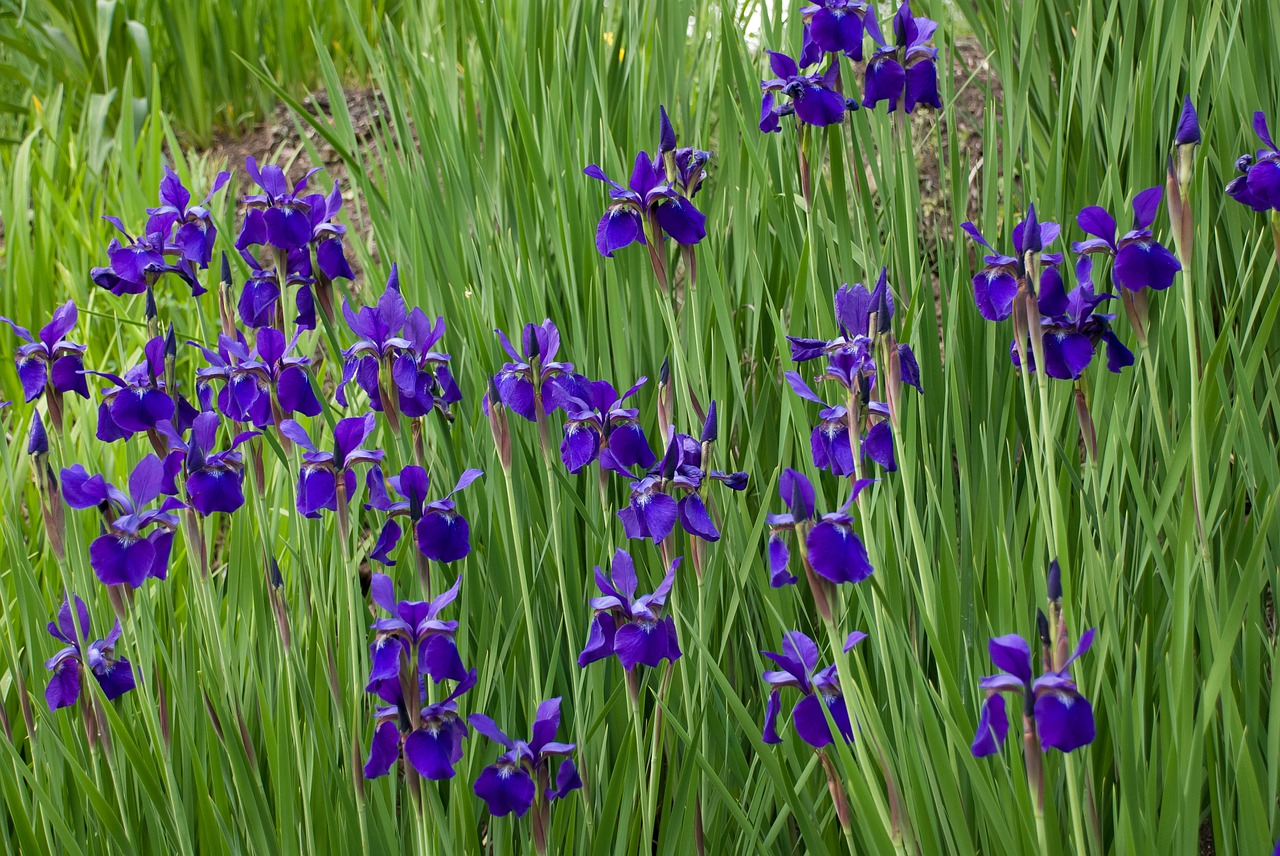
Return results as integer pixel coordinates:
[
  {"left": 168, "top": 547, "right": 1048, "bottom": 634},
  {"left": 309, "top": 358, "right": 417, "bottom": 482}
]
[{"left": 627, "top": 675, "right": 654, "bottom": 850}]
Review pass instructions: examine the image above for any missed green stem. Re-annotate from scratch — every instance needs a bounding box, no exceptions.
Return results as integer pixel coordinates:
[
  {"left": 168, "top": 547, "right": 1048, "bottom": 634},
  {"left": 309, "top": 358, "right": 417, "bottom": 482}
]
[{"left": 502, "top": 470, "right": 542, "bottom": 688}]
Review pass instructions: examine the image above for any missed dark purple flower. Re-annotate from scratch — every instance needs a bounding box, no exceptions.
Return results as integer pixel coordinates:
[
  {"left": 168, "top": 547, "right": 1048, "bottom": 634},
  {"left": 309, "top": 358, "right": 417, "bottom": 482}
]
[
  {"left": 84, "top": 336, "right": 194, "bottom": 443},
  {"left": 44, "top": 595, "right": 135, "bottom": 711},
  {"left": 235, "top": 249, "right": 317, "bottom": 331},
  {"left": 766, "top": 469, "right": 875, "bottom": 588},
  {"left": 470, "top": 698, "right": 581, "bottom": 819},
  {"left": 553, "top": 375, "right": 654, "bottom": 474},
  {"left": 145, "top": 165, "right": 231, "bottom": 267},
  {"left": 759, "top": 51, "right": 852, "bottom": 133},
  {"left": 1174, "top": 95, "right": 1200, "bottom": 146},
  {"left": 761, "top": 629, "right": 863, "bottom": 748},
  {"left": 397, "top": 308, "right": 462, "bottom": 420},
  {"left": 236, "top": 158, "right": 323, "bottom": 253},
  {"left": 61, "top": 454, "right": 187, "bottom": 587},
  {"left": 365, "top": 572, "right": 469, "bottom": 690},
  {"left": 578, "top": 549, "right": 681, "bottom": 671},
  {"left": 90, "top": 218, "right": 205, "bottom": 297},
  {"left": 862, "top": 3, "right": 941, "bottom": 113},
  {"left": 960, "top": 211, "right": 1064, "bottom": 322},
  {"left": 189, "top": 327, "right": 322, "bottom": 428},
  {"left": 155, "top": 411, "right": 257, "bottom": 515},
  {"left": 364, "top": 668, "right": 477, "bottom": 780},
  {"left": 584, "top": 149, "right": 707, "bottom": 257},
  {"left": 491, "top": 320, "right": 574, "bottom": 422},
  {"left": 801, "top": 0, "right": 869, "bottom": 60},
  {"left": 971, "top": 629, "right": 1096, "bottom": 756},
  {"left": 1072, "top": 187, "right": 1182, "bottom": 292},
  {"left": 0, "top": 300, "right": 90, "bottom": 405},
  {"left": 364, "top": 465, "right": 483, "bottom": 564},
  {"left": 1226, "top": 112, "right": 1280, "bottom": 212},
  {"left": 279, "top": 414, "right": 385, "bottom": 518},
  {"left": 1009, "top": 258, "right": 1135, "bottom": 380}
]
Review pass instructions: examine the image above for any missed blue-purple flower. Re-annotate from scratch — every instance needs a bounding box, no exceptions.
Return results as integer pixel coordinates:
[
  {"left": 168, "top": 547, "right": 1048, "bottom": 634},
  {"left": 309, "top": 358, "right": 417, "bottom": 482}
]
[
  {"left": 1226, "top": 112, "right": 1280, "bottom": 212},
  {"left": 578, "top": 548, "right": 681, "bottom": 671},
  {"left": 156, "top": 412, "right": 257, "bottom": 515},
  {"left": 766, "top": 468, "right": 875, "bottom": 590},
  {"left": 759, "top": 51, "right": 852, "bottom": 132},
  {"left": 1174, "top": 94, "right": 1201, "bottom": 147},
  {"left": 761, "top": 629, "right": 865, "bottom": 748},
  {"left": 800, "top": 0, "right": 868, "bottom": 61},
  {"left": 1009, "top": 258, "right": 1135, "bottom": 380},
  {"left": 365, "top": 572, "right": 469, "bottom": 692},
  {"left": 469, "top": 698, "right": 582, "bottom": 819},
  {"left": 189, "top": 327, "right": 322, "bottom": 428},
  {"left": 584, "top": 148, "right": 707, "bottom": 257},
  {"left": 337, "top": 266, "right": 412, "bottom": 422},
  {"left": 364, "top": 668, "right": 477, "bottom": 781},
  {"left": 961, "top": 210, "right": 1064, "bottom": 322},
  {"left": 236, "top": 249, "right": 317, "bottom": 330},
  {"left": 279, "top": 414, "right": 385, "bottom": 517},
  {"left": 145, "top": 165, "right": 231, "bottom": 267},
  {"left": 491, "top": 320, "right": 574, "bottom": 422},
  {"left": 236, "top": 159, "right": 323, "bottom": 252},
  {"left": 0, "top": 300, "right": 90, "bottom": 422},
  {"left": 553, "top": 374, "right": 655, "bottom": 474},
  {"left": 364, "top": 465, "right": 483, "bottom": 565},
  {"left": 61, "top": 454, "right": 187, "bottom": 587},
  {"left": 44, "top": 595, "right": 135, "bottom": 711},
  {"left": 862, "top": 3, "right": 942, "bottom": 114},
  {"left": 658, "top": 106, "right": 711, "bottom": 202},
  {"left": 85, "top": 336, "right": 199, "bottom": 443},
  {"left": 1072, "top": 187, "right": 1182, "bottom": 292},
  {"left": 971, "top": 629, "right": 1096, "bottom": 756},
  {"left": 398, "top": 308, "right": 462, "bottom": 420}
]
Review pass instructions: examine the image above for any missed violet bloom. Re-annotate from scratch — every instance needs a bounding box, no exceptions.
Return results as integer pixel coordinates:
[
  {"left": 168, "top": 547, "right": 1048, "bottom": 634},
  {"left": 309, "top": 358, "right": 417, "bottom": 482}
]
[
  {"left": 1073, "top": 187, "right": 1182, "bottom": 292},
  {"left": 1226, "top": 112, "right": 1280, "bottom": 212},
  {"left": 862, "top": 3, "right": 942, "bottom": 114},
  {"left": 971, "top": 629, "right": 1096, "bottom": 756},
  {"left": 364, "top": 465, "right": 483, "bottom": 564},
  {"left": 398, "top": 308, "right": 462, "bottom": 420},
  {"left": 615, "top": 429, "right": 748, "bottom": 543},
  {"left": 0, "top": 300, "right": 90, "bottom": 408},
  {"left": 584, "top": 150, "right": 707, "bottom": 257},
  {"left": 90, "top": 218, "right": 204, "bottom": 297},
  {"left": 658, "top": 106, "right": 711, "bottom": 202},
  {"left": 469, "top": 698, "right": 582, "bottom": 818},
  {"left": 61, "top": 454, "right": 187, "bottom": 587},
  {"left": 280, "top": 414, "right": 385, "bottom": 518},
  {"left": 85, "top": 336, "right": 194, "bottom": 443},
  {"left": 492, "top": 320, "right": 574, "bottom": 421},
  {"left": 236, "top": 158, "right": 323, "bottom": 253},
  {"left": 365, "top": 572, "right": 469, "bottom": 690},
  {"left": 365, "top": 668, "right": 477, "bottom": 781},
  {"left": 1174, "top": 94, "right": 1201, "bottom": 146},
  {"left": 156, "top": 412, "right": 258, "bottom": 515},
  {"left": 761, "top": 629, "right": 864, "bottom": 748},
  {"left": 337, "top": 266, "right": 411, "bottom": 416},
  {"left": 961, "top": 210, "right": 1064, "bottom": 322},
  {"left": 578, "top": 549, "right": 681, "bottom": 671},
  {"left": 236, "top": 249, "right": 317, "bottom": 330},
  {"left": 554, "top": 374, "right": 655, "bottom": 474},
  {"left": 800, "top": 0, "right": 868, "bottom": 61},
  {"left": 189, "top": 327, "right": 322, "bottom": 427},
  {"left": 44, "top": 595, "right": 135, "bottom": 711},
  {"left": 1010, "top": 258, "right": 1135, "bottom": 380},
  {"left": 766, "top": 468, "right": 875, "bottom": 588},
  {"left": 759, "top": 51, "right": 851, "bottom": 133},
  {"left": 145, "top": 165, "right": 231, "bottom": 267}
]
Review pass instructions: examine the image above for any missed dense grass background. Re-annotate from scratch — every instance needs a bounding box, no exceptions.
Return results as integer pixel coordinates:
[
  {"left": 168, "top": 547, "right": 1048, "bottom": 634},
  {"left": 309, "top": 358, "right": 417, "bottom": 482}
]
[{"left": 1, "top": 0, "right": 1278, "bottom": 853}]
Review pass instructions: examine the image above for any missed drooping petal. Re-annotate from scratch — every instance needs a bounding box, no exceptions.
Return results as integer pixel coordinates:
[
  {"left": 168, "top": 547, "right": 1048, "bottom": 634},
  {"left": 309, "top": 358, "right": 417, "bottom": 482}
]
[
  {"left": 972, "top": 270, "right": 1019, "bottom": 321},
  {"left": 904, "top": 60, "right": 941, "bottom": 113},
  {"left": 767, "top": 535, "right": 797, "bottom": 587},
  {"left": 614, "top": 619, "right": 677, "bottom": 670},
  {"left": 678, "top": 493, "right": 720, "bottom": 542},
  {"left": 363, "top": 721, "right": 402, "bottom": 778},
  {"left": 416, "top": 512, "right": 471, "bottom": 563},
  {"left": 420, "top": 634, "right": 468, "bottom": 684},
  {"left": 561, "top": 423, "right": 601, "bottom": 473},
  {"left": 473, "top": 763, "right": 536, "bottom": 818},
  {"left": 654, "top": 197, "right": 707, "bottom": 245},
  {"left": 89, "top": 533, "right": 155, "bottom": 588},
  {"left": 863, "top": 55, "right": 906, "bottom": 112},
  {"left": 1113, "top": 240, "right": 1181, "bottom": 291},
  {"left": 92, "top": 657, "right": 136, "bottom": 700},
  {"left": 762, "top": 689, "right": 783, "bottom": 744},
  {"left": 792, "top": 693, "right": 837, "bottom": 748},
  {"left": 296, "top": 467, "right": 337, "bottom": 518},
  {"left": 806, "top": 520, "right": 874, "bottom": 584},
  {"left": 1034, "top": 691, "right": 1095, "bottom": 753},
  {"left": 577, "top": 613, "right": 617, "bottom": 667},
  {"left": 45, "top": 660, "right": 82, "bottom": 710},
  {"left": 970, "top": 694, "right": 1009, "bottom": 757},
  {"left": 862, "top": 422, "right": 897, "bottom": 472},
  {"left": 370, "top": 520, "right": 402, "bottom": 566},
  {"left": 595, "top": 207, "right": 645, "bottom": 257},
  {"left": 404, "top": 727, "right": 460, "bottom": 780}
]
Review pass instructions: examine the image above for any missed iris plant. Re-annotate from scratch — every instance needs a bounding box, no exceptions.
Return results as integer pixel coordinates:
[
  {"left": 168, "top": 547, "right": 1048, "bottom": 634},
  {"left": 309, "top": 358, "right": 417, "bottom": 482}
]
[
  {"left": 862, "top": 3, "right": 942, "bottom": 114},
  {"left": 365, "top": 572, "right": 469, "bottom": 692},
  {"left": 364, "top": 669, "right": 477, "bottom": 781},
  {"left": 363, "top": 465, "right": 483, "bottom": 588},
  {"left": 578, "top": 548, "right": 681, "bottom": 675},
  {"left": 553, "top": 374, "right": 654, "bottom": 475},
  {"left": 156, "top": 412, "right": 257, "bottom": 516},
  {"left": 1226, "top": 112, "right": 1280, "bottom": 213},
  {"left": 0, "top": 300, "right": 90, "bottom": 430},
  {"left": 86, "top": 336, "right": 197, "bottom": 445},
  {"left": 761, "top": 629, "right": 864, "bottom": 749},
  {"left": 280, "top": 413, "right": 384, "bottom": 521},
  {"left": 45, "top": 595, "right": 135, "bottom": 711},
  {"left": 189, "top": 327, "right": 322, "bottom": 428},
  {"left": 799, "top": 1, "right": 868, "bottom": 62}
]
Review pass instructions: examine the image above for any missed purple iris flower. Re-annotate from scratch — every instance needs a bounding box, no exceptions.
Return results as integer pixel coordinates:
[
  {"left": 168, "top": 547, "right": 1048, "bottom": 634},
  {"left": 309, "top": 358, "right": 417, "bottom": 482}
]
[
  {"left": 800, "top": 0, "right": 868, "bottom": 61},
  {"left": 759, "top": 51, "right": 852, "bottom": 133},
  {"left": 189, "top": 327, "right": 322, "bottom": 427},
  {"left": 236, "top": 158, "right": 323, "bottom": 253},
  {"left": 61, "top": 454, "right": 187, "bottom": 587},
  {"left": 90, "top": 217, "right": 206, "bottom": 297},
  {"left": 155, "top": 412, "right": 258, "bottom": 515},
  {"left": 658, "top": 105, "right": 711, "bottom": 201},
  {"left": 1226, "top": 112, "right": 1280, "bottom": 212},
  {"left": 1009, "top": 258, "right": 1135, "bottom": 380},
  {"left": 584, "top": 150, "right": 707, "bottom": 257},
  {"left": 960, "top": 211, "right": 1064, "bottom": 322},
  {"left": 84, "top": 336, "right": 198, "bottom": 444},
  {"left": 862, "top": 3, "right": 942, "bottom": 113},
  {"left": 0, "top": 300, "right": 90, "bottom": 409},
  {"left": 469, "top": 698, "right": 582, "bottom": 819},
  {"left": 552, "top": 374, "right": 655, "bottom": 474},
  {"left": 236, "top": 249, "right": 318, "bottom": 330},
  {"left": 766, "top": 468, "right": 875, "bottom": 588},
  {"left": 971, "top": 629, "right": 1096, "bottom": 756},
  {"left": 1072, "top": 187, "right": 1182, "bottom": 292},
  {"left": 365, "top": 572, "right": 469, "bottom": 691},
  {"left": 397, "top": 308, "right": 462, "bottom": 420},
  {"left": 279, "top": 414, "right": 385, "bottom": 518},
  {"left": 491, "top": 320, "right": 574, "bottom": 422},
  {"left": 364, "top": 465, "right": 483, "bottom": 565},
  {"left": 44, "top": 595, "right": 135, "bottom": 711},
  {"left": 761, "top": 629, "right": 864, "bottom": 748},
  {"left": 578, "top": 548, "right": 681, "bottom": 671},
  {"left": 365, "top": 668, "right": 477, "bottom": 781},
  {"left": 615, "top": 429, "right": 748, "bottom": 544},
  {"left": 145, "top": 165, "right": 231, "bottom": 267},
  {"left": 1174, "top": 94, "right": 1201, "bottom": 146}
]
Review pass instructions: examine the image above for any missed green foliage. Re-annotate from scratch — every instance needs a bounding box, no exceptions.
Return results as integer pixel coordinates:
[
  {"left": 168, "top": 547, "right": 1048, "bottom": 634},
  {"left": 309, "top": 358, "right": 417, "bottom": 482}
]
[{"left": 0, "top": 0, "right": 1278, "bottom": 853}]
